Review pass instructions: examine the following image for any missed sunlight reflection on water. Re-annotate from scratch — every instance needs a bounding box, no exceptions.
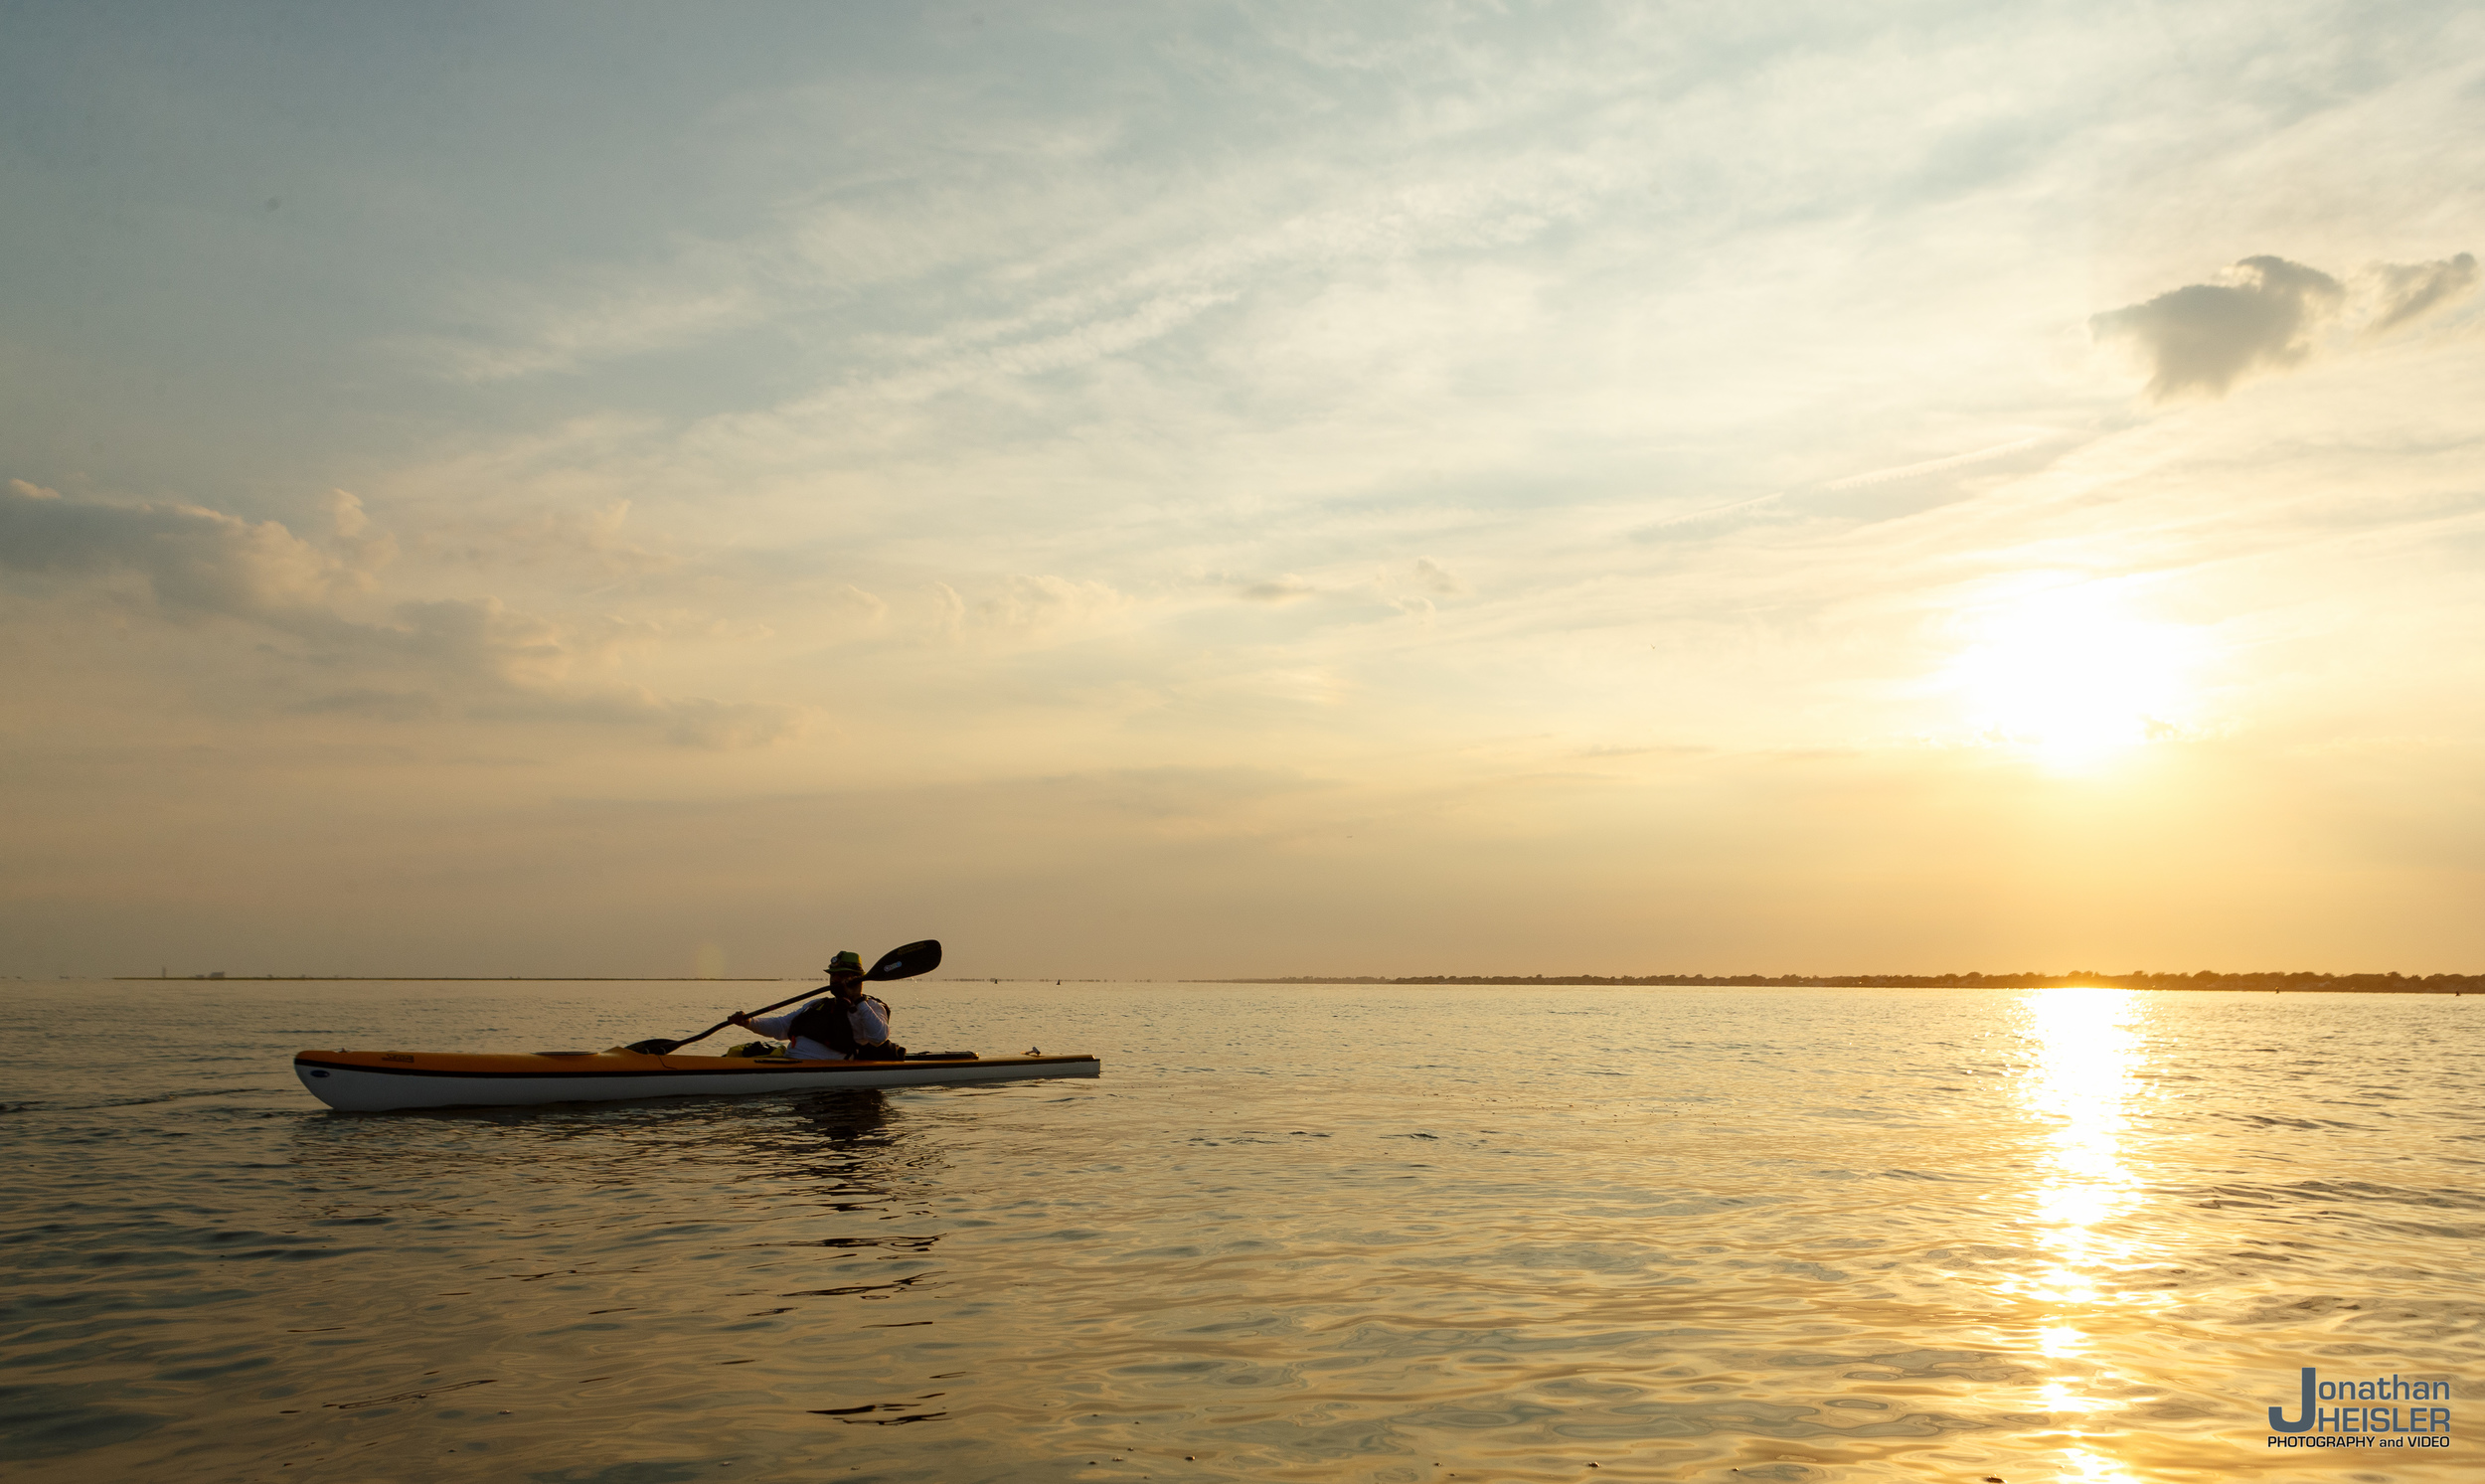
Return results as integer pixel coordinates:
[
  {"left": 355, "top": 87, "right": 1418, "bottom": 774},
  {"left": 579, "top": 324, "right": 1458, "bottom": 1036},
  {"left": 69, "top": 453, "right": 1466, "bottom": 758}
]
[{"left": 2014, "top": 987, "right": 2152, "bottom": 1480}]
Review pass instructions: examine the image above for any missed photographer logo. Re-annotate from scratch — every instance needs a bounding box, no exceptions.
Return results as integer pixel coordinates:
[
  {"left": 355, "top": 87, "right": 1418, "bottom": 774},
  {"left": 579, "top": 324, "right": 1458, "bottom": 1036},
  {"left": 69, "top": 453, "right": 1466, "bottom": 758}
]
[{"left": 2265, "top": 1367, "right": 2453, "bottom": 1450}]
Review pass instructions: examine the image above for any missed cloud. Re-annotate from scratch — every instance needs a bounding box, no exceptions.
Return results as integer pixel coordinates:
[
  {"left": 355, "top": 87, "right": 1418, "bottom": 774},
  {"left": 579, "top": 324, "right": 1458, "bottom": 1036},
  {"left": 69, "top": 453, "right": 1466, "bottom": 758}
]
[
  {"left": 659, "top": 698, "right": 806, "bottom": 749},
  {"left": 2, "top": 478, "right": 382, "bottom": 617},
  {"left": 0, "top": 481, "right": 797, "bottom": 747},
  {"left": 1053, "top": 764, "right": 1333, "bottom": 824},
  {"left": 410, "top": 259, "right": 759, "bottom": 383},
  {"left": 465, "top": 685, "right": 805, "bottom": 748},
  {"left": 327, "top": 598, "right": 801, "bottom": 746},
  {"left": 286, "top": 689, "right": 445, "bottom": 722},
  {"left": 1240, "top": 576, "right": 1317, "bottom": 602},
  {"left": 974, "top": 574, "right": 1130, "bottom": 634},
  {"left": 2364, "top": 252, "right": 2479, "bottom": 337},
  {"left": 827, "top": 583, "right": 889, "bottom": 630},
  {"left": 414, "top": 498, "right": 676, "bottom": 578},
  {"left": 324, "top": 488, "right": 369, "bottom": 537},
  {"left": 298, "top": 595, "right": 805, "bottom": 747},
  {"left": 376, "top": 596, "right": 573, "bottom": 690},
  {"left": 931, "top": 581, "right": 967, "bottom": 639},
  {"left": 2091, "top": 255, "right": 2345, "bottom": 401},
  {"left": 1824, "top": 434, "right": 2053, "bottom": 491},
  {"left": 1410, "top": 558, "right": 1466, "bottom": 594}
]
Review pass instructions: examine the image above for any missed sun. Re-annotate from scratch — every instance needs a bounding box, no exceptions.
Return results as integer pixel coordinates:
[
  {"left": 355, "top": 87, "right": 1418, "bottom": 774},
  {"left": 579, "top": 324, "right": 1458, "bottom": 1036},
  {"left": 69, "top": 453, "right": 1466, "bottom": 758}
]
[{"left": 1946, "top": 583, "right": 2200, "bottom": 763}]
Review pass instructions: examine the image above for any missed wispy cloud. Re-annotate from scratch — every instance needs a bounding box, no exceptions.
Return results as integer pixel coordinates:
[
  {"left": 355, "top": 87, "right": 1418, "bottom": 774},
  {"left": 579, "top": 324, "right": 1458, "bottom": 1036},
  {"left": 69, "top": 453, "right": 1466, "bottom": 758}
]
[
  {"left": 1824, "top": 435, "right": 2056, "bottom": 491},
  {"left": 408, "top": 254, "right": 761, "bottom": 384},
  {"left": 2364, "top": 252, "right": 2479, "bottom": 337},
  {"left": 1239, "top": 577, "right": 1317, "bottom": 603},
  {"left": 974, "top": 574, "right": 1132, "bottom": 635}
]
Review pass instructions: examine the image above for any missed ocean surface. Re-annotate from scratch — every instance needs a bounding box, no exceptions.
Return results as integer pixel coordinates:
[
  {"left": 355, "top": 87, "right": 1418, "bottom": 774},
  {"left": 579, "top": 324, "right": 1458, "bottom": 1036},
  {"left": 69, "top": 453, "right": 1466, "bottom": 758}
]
[{"left": 2, "top": 980, "right": 2478, "bottom": 1484}]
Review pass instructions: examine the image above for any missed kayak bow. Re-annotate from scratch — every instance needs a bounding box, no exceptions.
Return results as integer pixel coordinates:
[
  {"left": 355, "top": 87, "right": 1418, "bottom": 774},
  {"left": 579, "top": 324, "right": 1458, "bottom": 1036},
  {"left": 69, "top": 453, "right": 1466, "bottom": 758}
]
[{"left": 292, "top": 1048, "right": 1099, "bottom": 1112}]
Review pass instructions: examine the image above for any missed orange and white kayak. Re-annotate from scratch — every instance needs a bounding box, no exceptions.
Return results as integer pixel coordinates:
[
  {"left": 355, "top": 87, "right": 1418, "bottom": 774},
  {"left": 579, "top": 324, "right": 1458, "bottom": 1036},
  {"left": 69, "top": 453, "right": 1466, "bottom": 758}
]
[{"left": 292, "top": 1048, "right": 1099, "bottom": 1112}]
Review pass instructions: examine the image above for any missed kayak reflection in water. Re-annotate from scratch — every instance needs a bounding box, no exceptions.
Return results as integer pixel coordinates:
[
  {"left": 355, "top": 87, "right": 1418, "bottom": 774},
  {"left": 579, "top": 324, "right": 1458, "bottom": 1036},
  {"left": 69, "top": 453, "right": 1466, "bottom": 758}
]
[
  {"left": 792, "top": 1088, "right": 896, "bottom": 1148},
  {"left": 729, "top": 949, "right": 908, "bottom": 1061}
]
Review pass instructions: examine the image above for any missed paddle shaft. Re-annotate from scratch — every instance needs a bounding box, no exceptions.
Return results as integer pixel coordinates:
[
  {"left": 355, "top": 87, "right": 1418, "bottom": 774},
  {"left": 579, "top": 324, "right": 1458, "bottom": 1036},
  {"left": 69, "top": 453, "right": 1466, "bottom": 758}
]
[{"left": 664, "top": 986, "right": 836, "bottom": 1055}]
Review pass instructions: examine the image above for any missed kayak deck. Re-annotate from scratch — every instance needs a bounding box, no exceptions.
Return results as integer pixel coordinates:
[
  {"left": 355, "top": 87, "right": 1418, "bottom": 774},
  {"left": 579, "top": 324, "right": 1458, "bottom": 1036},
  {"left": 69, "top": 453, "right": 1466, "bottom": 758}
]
[{"left": 293, "top": 1048, "right": 1099, "bottom": 1112}]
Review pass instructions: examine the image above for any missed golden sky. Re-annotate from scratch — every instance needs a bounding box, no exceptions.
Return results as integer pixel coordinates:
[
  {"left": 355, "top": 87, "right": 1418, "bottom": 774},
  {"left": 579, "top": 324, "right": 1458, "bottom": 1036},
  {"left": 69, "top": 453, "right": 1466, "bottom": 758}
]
[{"left": 3, "top": 5, "right": 2480, "bottom": 977}]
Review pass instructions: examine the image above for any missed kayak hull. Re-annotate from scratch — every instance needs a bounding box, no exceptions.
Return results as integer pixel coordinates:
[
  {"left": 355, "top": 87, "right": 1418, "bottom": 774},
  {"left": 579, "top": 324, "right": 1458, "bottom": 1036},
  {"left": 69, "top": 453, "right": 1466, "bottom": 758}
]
[{"left": 292, "top": 1049, "right": 1098, "bottom": 1112}]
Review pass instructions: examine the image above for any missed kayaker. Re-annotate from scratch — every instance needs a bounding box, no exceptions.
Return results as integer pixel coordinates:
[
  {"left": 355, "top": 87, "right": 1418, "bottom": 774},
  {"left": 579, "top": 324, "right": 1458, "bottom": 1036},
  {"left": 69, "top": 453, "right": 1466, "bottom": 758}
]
[{"left": 728, "top": 950, "right": 906, "bottom": 1061}]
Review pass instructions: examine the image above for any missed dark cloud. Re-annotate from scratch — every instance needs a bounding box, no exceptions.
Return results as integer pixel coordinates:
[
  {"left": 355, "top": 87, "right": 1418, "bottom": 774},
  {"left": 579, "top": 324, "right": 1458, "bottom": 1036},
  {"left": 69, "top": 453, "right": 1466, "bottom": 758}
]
[
  {"left": 2366, "top": 252, "right": 2479, "bottom": 336},
  {"left": 1, "top": 478, "right": 373, "bottom": 618},
  {"left": 2090, "top": 255, "right": 2344, "bottom": 401}
]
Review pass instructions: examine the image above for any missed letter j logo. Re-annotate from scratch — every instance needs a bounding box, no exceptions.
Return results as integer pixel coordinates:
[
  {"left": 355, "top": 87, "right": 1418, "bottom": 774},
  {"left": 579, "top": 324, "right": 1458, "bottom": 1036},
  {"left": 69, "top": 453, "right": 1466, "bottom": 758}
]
[{"left": 2271, "top": 1368, "right": 2316, "bottom": 1432}]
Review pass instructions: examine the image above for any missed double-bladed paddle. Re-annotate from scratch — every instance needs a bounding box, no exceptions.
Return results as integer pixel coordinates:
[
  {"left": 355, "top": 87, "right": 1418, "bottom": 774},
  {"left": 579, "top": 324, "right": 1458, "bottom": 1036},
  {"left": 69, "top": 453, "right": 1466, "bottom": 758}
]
[{"left": 623, "top": 939, "right": 942, "bottom": 1056}]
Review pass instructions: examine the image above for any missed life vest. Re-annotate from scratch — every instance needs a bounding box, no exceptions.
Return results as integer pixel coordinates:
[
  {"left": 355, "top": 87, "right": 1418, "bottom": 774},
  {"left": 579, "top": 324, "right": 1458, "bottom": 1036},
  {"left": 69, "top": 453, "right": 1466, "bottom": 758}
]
[{"left": 786, "top": 993, "right": 891, "bottom": 1058}]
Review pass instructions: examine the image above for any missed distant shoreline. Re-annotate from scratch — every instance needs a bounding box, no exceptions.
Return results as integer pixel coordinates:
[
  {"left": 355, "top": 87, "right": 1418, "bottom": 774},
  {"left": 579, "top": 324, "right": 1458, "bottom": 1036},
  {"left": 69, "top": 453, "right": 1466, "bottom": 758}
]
[{"left": 1193, "top": 972, "right": 2480, "bottom": 993}]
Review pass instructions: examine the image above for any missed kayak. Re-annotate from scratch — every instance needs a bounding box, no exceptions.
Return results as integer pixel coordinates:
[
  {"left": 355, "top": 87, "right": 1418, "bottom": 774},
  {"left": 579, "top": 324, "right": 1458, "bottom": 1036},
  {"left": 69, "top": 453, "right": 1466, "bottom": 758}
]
[{"left": 292, "top": 1048, "right": 1100, "bottom": 1112}]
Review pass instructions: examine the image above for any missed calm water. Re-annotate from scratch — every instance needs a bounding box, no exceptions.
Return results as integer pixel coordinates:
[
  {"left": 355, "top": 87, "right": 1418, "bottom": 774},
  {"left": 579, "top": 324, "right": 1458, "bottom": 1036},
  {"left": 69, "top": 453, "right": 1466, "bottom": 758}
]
[{"left": 2, "top": 981, "right": 2478, "bottom": 1483}]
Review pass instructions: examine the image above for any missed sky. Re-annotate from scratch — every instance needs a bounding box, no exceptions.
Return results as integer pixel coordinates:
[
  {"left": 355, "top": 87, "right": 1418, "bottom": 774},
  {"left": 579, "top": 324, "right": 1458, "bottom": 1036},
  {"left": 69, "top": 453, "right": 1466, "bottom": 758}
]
[{"left": 3, "top": 2, "right": 2481, "bottom": 979}]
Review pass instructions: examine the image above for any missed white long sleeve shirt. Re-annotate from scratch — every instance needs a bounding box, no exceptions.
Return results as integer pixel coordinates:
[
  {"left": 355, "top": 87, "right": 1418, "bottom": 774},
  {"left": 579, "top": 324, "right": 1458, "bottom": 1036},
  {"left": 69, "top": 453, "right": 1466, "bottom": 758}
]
[{"left": 746, "top": 994, "right": 891, "bottom": 1061}]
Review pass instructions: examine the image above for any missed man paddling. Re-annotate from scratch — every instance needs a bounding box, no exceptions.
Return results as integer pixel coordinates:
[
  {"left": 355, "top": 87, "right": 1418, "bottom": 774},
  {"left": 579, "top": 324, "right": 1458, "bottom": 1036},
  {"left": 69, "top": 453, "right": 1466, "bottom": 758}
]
[{"left": 728, "top": 950, "right": 906, "bottom": 1061}]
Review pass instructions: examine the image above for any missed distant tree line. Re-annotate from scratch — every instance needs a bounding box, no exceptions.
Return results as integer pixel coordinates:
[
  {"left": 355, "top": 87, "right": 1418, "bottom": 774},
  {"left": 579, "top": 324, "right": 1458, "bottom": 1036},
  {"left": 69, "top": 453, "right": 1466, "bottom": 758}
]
[{"left": 1206, "top": 970, "right": 2480, "bottom": 993}]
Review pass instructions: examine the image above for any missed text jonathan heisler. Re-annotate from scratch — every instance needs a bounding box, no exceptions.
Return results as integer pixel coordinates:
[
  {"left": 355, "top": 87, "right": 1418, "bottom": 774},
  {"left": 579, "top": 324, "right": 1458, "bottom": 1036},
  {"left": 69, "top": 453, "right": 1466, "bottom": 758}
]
[{"left": 2267, "top": 1368, "right": 2454, "bottom": 1448}]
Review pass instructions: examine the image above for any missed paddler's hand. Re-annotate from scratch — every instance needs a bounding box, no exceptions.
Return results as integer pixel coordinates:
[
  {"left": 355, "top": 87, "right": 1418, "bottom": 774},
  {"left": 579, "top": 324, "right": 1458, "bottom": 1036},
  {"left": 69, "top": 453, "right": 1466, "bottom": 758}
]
[{"left": 727, "top": 1011, "right": 752, "bottom": 1029}]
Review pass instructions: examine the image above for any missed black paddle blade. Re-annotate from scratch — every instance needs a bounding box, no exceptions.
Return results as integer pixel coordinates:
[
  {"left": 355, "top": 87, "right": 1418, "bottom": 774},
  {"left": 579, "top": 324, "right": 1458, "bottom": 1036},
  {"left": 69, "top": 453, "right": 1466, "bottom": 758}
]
[
  {"left": 866, "top": 939, "right": 941, "bottom": 981},
  {"left": 625, "top": 1038, "right": 680, "bottom": 1055}
]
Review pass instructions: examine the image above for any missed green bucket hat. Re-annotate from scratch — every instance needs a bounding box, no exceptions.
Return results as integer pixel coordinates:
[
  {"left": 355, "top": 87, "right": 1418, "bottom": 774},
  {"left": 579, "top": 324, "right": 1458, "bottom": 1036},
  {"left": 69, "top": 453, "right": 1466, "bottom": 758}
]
[{"left": 827, "top": 949, "right": 864, "bottom": 975}]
